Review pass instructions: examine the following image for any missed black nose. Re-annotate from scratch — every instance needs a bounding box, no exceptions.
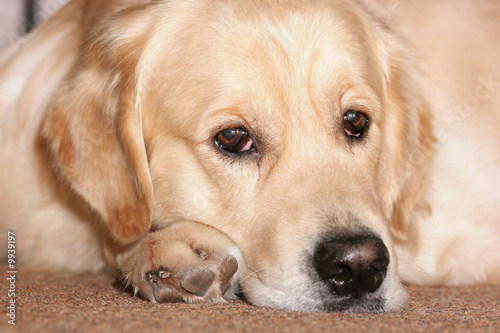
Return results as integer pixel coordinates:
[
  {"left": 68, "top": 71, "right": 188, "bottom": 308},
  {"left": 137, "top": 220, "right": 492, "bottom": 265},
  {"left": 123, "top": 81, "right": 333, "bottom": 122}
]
[{"left": 313, "top": 235, "right": 389, "bottom": 299}]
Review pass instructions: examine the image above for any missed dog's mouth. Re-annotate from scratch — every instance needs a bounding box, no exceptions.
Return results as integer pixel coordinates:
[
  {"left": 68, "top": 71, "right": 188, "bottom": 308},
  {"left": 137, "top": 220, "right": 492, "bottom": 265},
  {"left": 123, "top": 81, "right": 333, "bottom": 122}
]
[
  {"left": 315, "top": 290, "right": 385, "bottom": 313},
  {"left": 235, "top": 282, "right": 389, "bottom": 313}
]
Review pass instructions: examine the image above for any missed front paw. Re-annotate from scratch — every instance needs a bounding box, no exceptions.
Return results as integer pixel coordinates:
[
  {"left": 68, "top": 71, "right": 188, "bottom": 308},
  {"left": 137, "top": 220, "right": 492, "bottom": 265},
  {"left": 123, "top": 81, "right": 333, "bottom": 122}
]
[{"left": 122, "top": 221, "right": 241, "bottom": 304}]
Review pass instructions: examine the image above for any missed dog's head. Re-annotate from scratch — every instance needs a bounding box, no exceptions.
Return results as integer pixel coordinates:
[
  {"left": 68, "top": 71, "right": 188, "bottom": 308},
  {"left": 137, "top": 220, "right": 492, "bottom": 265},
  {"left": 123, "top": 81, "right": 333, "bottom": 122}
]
[{"left": 43, "top": 0, "right": 434, "bottom": 312}]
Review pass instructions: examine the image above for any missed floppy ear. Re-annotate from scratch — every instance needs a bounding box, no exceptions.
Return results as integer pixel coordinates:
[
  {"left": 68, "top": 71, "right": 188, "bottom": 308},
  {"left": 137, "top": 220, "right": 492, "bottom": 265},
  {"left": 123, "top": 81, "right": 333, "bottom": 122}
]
[
  {"left": 41, "top": 4, "right": 154, "bottom": 244},
  {"left": 384, "top": 96, "right": 435, "bottom": 241},
  {"left": 377, "top": 34, "right": 436, "bottom": 242}
]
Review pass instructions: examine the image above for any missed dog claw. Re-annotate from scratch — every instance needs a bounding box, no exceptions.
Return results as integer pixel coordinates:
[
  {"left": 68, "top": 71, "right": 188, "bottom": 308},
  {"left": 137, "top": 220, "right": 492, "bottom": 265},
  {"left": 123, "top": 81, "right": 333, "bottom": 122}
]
[
  {"left": 178, "top": 267, "right": 215, "bottom": 296},
  {"left": 195, "top": 249, "right": 208, "bottom": 260},
  {"left": 158, "top": 270, "right": 171, "bottom": 279},
  {"left": 147, "top": 272, "right": 158, "bottom": 284},
  {"left": 147, "top": 268, "right": 171, "bottom": 284}
]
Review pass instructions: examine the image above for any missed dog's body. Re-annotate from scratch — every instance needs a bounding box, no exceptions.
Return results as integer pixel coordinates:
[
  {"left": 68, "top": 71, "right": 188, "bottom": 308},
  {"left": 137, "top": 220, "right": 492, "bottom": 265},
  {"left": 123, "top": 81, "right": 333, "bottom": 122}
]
[{"left": 1, "top": 0, "right": 499, "bottom": 312}]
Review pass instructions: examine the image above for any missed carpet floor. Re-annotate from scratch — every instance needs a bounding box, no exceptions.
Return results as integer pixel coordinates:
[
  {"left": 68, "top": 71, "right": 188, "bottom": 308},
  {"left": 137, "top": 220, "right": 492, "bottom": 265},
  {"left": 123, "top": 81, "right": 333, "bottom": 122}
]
[{"left": 1, "top": 264, "right": 499, "bottom": 332}]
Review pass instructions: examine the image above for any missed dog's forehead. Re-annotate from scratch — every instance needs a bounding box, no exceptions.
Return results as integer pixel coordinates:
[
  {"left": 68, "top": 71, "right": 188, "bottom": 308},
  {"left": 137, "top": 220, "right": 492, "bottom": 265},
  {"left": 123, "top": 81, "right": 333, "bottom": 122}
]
[
  {"left": 187, "top": 1, "right": 384, "bottom": 94},
  {"left": 140, "top": 0, "right": 387, "bottom": 139}
]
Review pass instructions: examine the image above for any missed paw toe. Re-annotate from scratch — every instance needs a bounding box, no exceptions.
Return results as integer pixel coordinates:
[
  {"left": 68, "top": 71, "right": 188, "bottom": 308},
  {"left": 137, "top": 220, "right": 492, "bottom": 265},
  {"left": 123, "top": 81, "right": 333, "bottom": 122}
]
[
  {"left": 178, "top": 267, "right": 215, "bottom": 296},
  {"left": 154, "top": 286, "right": 184, "bottom": 303},
  {"left": 218, "top": 254, "right": 238, "bottom": 293}
]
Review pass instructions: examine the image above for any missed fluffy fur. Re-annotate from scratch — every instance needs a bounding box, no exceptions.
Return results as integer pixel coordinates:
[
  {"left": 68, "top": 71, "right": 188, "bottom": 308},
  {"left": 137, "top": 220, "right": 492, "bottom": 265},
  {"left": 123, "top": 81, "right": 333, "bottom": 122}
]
[{"left": 1, "top": 0, "right": 499, "bottom": 312}]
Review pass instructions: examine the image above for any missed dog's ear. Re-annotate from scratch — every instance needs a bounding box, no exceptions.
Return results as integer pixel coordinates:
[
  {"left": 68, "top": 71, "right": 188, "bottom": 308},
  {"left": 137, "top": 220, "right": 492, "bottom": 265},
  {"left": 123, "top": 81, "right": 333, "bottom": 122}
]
[
  {"left": 383, "top": 95, "right": 435, "bottom": 242},
  {"left": 377, "top": 34, "right": 436, "bottom": 242},
  {"left": 41, "top": 4, "right": 154, "bottom": 244}
]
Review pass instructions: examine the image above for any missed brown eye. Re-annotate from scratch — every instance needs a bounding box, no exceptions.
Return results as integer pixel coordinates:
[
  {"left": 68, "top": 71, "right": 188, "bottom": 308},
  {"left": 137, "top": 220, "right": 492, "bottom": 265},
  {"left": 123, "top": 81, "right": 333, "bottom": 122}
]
[
  {"left": 343, "top": 110, "right": 369, "bottom": 138},
  {"left": 215, "top": 127, "right": 255, "bottom": 154}
]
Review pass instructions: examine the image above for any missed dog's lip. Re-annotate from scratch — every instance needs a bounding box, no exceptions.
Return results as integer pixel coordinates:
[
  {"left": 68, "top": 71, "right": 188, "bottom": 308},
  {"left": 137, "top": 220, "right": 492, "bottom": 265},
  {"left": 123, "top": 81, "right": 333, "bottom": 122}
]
[
  {"left": 236, "top": 269, "right": 391, "bottom": 312},
  {"left": 239, "top": 286, "right": 387, "bottom": 312},
  {"left": 317, "top": 293, "right": 385, "bottom": 313}
]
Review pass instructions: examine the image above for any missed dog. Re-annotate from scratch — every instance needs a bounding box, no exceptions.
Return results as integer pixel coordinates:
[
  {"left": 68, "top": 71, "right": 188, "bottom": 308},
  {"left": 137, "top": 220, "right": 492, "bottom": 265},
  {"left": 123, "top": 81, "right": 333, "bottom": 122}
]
[{"left": 1, "top": 0, "right": 499, "bottom": 312}]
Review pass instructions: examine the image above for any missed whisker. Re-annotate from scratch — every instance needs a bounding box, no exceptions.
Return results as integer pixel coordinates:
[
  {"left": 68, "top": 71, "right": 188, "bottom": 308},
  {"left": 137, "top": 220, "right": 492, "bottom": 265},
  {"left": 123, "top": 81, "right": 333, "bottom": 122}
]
[{"left": 397, "top": 257, "right": 436, "bottom": 284}]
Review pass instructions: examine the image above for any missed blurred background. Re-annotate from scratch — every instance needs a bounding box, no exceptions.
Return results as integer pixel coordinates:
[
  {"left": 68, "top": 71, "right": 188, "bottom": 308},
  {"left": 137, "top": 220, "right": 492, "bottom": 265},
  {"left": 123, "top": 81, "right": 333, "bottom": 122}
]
[{"left": 0, "top": 0, "right": 69, "bottom": 52}]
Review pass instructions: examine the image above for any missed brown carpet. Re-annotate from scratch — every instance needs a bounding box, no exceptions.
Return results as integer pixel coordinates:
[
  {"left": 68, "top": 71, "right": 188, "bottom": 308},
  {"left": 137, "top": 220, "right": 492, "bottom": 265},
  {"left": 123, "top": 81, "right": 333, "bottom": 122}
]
[{"left": 1, "top": 264, "right": 499, "bottom": 332}]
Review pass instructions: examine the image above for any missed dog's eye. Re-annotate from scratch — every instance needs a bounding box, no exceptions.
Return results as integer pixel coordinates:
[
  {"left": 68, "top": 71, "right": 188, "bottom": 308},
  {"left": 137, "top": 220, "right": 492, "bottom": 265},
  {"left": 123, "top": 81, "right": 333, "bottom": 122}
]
[
  {"left": 215, "top": 127, "right": 255, "bottom": 154},
  {"left": 343, "top": 110, "right": 369, "bottom": 138}
]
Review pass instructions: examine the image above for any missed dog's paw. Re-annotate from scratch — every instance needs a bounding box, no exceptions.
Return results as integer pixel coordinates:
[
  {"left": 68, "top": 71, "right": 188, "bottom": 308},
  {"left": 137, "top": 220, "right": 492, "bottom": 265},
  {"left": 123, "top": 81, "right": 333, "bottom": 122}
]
[
  {"left": 122, "top": 221, "right": 242, "bottom": 304},
  {"left": 142, "top": 253, "right": 238, "bottom": 303}
]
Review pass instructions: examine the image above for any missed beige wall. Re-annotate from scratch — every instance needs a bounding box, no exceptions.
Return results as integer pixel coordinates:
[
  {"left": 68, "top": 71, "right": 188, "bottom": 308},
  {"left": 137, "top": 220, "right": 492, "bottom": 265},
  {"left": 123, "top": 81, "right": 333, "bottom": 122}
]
[{"left": 0, "top": 0, "right": 69, "bottom": 52}]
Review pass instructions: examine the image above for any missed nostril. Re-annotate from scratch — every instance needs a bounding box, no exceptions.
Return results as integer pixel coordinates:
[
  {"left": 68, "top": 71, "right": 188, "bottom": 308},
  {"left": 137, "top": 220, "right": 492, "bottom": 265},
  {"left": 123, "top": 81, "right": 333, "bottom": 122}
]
[
  {"left": 329, "top": 265, "right": 354, "bottom": 290},
  {"left": 370, "top": 256, "right": 390, "bottom": 272},
  {"left": 313, "top": 235, "right": 389, "bottom": 299},
  {"left": 329, "top": 265, "right": 351, "bottom": 282}
]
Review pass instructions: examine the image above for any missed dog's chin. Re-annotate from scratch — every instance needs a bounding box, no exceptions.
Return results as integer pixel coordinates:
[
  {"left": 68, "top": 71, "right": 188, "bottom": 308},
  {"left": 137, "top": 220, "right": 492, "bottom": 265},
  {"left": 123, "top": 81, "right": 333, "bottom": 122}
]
[{"left": 238, "top": 273, "right": 407, "bottom": 313}]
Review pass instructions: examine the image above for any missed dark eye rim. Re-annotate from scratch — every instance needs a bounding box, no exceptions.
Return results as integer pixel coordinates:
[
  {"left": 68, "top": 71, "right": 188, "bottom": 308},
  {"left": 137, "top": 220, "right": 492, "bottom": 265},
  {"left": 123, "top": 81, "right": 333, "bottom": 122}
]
[
  {"left": 214, "top": 126, "right": 258, "bottom": 156},
  {"left": 343, "top": 110, "right": 370, "bottom": 139}
]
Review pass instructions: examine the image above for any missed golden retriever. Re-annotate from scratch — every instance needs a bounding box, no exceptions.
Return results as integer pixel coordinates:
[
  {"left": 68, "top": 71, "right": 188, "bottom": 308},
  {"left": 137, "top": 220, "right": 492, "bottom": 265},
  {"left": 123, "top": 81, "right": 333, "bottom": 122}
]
[{"left": 1, "top": 0, "right": 499, "bottom": 312}]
